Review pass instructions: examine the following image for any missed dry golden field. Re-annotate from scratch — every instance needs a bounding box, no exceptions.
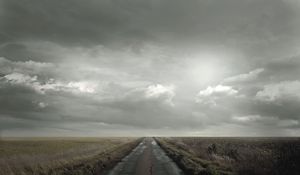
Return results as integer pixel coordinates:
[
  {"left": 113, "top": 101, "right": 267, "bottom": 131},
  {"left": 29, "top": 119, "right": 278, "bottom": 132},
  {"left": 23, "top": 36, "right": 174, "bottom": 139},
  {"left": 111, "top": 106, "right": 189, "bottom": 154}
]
[{"left": 0, "top": 137, "right": 140, "bottom": 175}]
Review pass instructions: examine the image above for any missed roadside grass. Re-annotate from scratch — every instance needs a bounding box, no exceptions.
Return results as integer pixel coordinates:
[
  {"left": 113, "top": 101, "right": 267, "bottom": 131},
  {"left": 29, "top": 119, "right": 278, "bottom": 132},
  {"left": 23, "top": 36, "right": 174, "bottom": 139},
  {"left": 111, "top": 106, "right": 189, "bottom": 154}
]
[
  {"left": 0, "top": 137, "right": 140, "bottom": 175},
  {"left": 156, "top": 137, "right": 300, "bottom": 175},
  {"left": 156, "top": 138, "right": 233, "bottom": 175}
]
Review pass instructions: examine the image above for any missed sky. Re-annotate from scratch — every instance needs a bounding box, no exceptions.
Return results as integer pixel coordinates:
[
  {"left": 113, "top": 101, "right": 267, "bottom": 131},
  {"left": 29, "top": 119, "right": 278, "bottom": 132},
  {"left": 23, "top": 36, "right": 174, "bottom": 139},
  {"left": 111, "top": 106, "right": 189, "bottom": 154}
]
[{"left": 1, "top": 0, "right": 300, "bottom": 137}]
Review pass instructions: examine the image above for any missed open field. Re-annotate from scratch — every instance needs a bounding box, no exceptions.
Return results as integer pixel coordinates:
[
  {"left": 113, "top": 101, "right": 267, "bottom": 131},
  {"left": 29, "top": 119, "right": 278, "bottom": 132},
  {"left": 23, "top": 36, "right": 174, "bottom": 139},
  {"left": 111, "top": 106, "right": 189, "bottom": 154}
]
[
  {"left": 2, "top": 137, "right": 300, "bottom": 175},
  {"left": 0, "top": 137, "right": 140, "bottom": 175},
  {"left": 156, "top": 137, "right": 300, "bottom": 175}
]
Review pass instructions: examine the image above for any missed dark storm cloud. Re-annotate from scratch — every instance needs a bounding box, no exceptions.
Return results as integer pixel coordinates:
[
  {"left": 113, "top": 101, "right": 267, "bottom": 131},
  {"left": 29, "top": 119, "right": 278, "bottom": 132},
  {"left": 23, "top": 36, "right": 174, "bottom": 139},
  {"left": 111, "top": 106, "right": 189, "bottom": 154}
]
[
  {"left": 263, "top": 55, "right": 300, "bottom": 81},
  {"left": 0, "top": 0, "right": 147, "bottom": 46},
  {"left": 1, "top": 0, "right": 300, "bottom": 136},
  {"left": 1, "top": 0, "right": 299, "bottom": 73},
  {"left": 1, "top": 0, "right": 298, "bottom": 49},
  {"left": 0, "top": 43, "right": 30, "bottom": 61}
]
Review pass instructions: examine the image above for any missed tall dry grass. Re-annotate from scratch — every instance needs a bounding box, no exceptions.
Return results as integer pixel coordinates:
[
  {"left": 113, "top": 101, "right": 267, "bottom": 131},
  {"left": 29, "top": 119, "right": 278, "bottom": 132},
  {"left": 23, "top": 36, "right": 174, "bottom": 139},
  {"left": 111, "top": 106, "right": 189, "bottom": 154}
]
[
  {"left": 158, "top": 137, "right": 300, "bottom": 175},
  {"left": 0, "top": 137, "right": 137, "bottom": 175}
]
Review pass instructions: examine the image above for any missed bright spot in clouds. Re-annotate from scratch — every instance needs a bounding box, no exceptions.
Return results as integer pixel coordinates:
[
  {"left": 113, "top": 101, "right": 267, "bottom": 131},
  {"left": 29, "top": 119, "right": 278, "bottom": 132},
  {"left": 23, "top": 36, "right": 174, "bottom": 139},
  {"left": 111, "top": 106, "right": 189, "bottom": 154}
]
[
  {"left": 66, "top": 81, "right": 98, "bottom": 94},
  {"left": 1, "top": 0, "right": 300, "bottom": 136},
  {"left": 38, "top": 102, "right": 48, "bottom": 108},
  {"left": 232, "top": 115, "right": 261, "bottom": 122},
  {"left": 185, "top": 52, "right": 230, "bottom": 85}
]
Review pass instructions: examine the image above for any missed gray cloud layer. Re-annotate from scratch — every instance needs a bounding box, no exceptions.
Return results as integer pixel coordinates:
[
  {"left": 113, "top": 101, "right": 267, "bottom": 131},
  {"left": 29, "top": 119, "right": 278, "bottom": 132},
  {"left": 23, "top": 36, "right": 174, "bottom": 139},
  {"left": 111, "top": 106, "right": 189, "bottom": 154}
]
[{"left": 1, "top": 0, "right": 300, "bottom": 136}]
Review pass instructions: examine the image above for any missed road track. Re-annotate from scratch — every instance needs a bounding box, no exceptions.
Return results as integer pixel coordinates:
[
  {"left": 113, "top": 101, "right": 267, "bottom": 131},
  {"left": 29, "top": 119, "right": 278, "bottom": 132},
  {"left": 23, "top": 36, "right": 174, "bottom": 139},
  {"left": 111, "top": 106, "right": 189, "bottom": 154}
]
[{"left": 105, "top": 138, "right": 184, "bottom": 175}]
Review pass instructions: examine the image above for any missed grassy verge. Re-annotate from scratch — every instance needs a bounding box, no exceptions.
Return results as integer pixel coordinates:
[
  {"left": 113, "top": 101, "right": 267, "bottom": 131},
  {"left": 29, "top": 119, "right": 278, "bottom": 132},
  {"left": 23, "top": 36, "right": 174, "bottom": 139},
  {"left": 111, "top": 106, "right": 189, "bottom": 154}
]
[
  {"left": 155, "top": 138, "right": 234, "bottom": 175},
  {"left": 156, "top": 137, "right": 300, "bottom": 175},
  {"left": 0, "top": 137, "right": 141, "bottom": 175}
]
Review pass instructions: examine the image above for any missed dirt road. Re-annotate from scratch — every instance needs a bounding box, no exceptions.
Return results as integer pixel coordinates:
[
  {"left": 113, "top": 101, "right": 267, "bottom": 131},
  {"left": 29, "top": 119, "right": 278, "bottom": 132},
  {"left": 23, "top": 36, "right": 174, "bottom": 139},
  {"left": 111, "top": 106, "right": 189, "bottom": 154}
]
[{"left": 105, "top": 138, "right": 184, "bottom": 175}]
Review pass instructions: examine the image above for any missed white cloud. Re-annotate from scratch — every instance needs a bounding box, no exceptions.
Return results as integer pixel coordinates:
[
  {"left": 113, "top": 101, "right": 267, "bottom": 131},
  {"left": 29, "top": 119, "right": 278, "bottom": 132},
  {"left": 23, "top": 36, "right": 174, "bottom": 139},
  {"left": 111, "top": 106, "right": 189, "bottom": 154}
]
[
  {"left": 198, "top": 85, "right": 238, "bottom": 97},
  {"left": 66, "top": 81, "right": 98, "bottom": 93},
  {"left": 0, "top": 57, "right": 54, "bottom": 75},
  {"left": 3, "top": 72, "right": 46, "bottom": 93},
  {"left": 2, "top": 72, "right": 98, "bottom": 94},
  {"left": 232, "top": 115, "right": 261, "bottom": 122},
  {"left": 4, "top": 72, "right": 37, "bottom": 84},
  {"left": 145, "top": 84, "right": 175, "bottom": 105},
  {"left": 196, "top": 85, "right": 238, "bottom": 105},
  {"left": 223, "top": 68, "right": 264, "bottom": 84},
  {"left": 38, "top": 102, "right": 48, "bottom": 108},
  {"left": 256, "top": 80, "right": 300, "bottom": 101},
  {"left": 145, "top": 84, "right": 175, "bottom": 98}
]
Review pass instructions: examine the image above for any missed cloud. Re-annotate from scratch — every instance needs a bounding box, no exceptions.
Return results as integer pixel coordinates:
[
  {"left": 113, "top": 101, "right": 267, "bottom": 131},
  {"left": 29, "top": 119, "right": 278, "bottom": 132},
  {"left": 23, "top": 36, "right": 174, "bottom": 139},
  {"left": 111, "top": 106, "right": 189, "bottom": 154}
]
[
  {"left": 193, "top": 72, "right": 300, "bottom": 131},
  {"left": 264, "top": 55, "right": 300, "bottom": 82},
  {"left": 65, "top": 81, "right": 98, "bottom": 94},
  {"left": 2, "top": 72, "right": 99, "bottom": 94},
  {"left": 223, "top": 68, "right": 264, "bottom": 84},
  {"left": 278, "top": 119, "right": 299, "bottom": 127},
  {"left": 231, "top": 114, "right": 299, "bottom": 129},
  {"left": 196, "top": 85, "right": 238, "bottom": 105},
  {"left": 3, "top": 72, "right": 37, "bottom": 84},
  {"left": 256, "top": 80, "right": 300, "bottom": 101},
  {"left": 0, "top": 57, "right": 54, "bottom": 76},
  {"left": 145, "top": 84, "right": 175, "bottom": 105},
  {"left": 198, "top": 85, "right": 238, "bottom": 96},
  {"left": 232, "top": 115, "right": 261, "bottom": 122},
  {"left": 38, "top": 102, "right": 48, "bottom": 108},
  {"left": 1, "top": 0, "right": 300, "bottom": 136},
  {"left": 1, "top": 0, "right": 298, "bottom": 57}
]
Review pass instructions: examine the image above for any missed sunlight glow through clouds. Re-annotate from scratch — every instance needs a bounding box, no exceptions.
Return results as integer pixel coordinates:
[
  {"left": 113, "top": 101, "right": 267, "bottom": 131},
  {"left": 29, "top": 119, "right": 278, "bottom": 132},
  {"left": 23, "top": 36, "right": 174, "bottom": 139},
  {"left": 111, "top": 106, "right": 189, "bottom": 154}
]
[
  {"left": 1, "top": 0, "right": 300, "bottom": 136},
  {"left": 185, "top": 52, "right": 229, "bottom": 85}
]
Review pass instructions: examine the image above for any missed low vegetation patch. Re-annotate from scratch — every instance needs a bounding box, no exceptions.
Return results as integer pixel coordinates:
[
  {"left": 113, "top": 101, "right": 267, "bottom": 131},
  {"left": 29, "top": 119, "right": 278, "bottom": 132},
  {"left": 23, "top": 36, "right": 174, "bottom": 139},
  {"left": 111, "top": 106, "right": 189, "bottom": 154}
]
[
  {"left": 0, "top": 137, "right": 140, "bottom": 175},
  {"left": 156, "top": 137, "right": 300, "bottom": 175}
]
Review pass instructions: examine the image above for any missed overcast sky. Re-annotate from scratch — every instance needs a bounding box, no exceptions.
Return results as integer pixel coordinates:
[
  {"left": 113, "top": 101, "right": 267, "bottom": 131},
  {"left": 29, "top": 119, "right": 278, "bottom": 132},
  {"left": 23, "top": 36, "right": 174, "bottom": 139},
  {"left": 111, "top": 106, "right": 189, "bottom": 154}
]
[{"left": 1, "top": 0, "right": 300, "bottom": 136}]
